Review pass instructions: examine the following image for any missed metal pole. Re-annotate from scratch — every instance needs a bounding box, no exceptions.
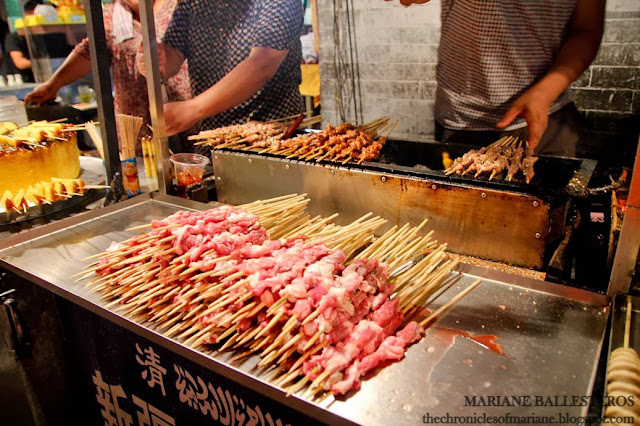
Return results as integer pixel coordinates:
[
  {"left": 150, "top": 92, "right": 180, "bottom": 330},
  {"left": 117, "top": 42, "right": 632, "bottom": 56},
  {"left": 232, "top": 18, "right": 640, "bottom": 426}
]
[
  {"left": 16, "top": 1, "right": 45, "bottom": 82},
  {"left": 608, "top": 136, "right": 640, "bottom": 296},
  {"left": 83, "top": 0, "right": 121, "bottom": 186},
  {"left": 138, "top": 0, "right": 172, "bottom": 195}
]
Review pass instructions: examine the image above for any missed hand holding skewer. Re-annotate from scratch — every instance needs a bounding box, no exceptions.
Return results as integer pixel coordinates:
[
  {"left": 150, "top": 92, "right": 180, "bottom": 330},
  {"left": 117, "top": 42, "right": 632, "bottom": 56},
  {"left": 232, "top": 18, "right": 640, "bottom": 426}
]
[{"left": 496, "top": 85, "right": 554, "bottom": 152}]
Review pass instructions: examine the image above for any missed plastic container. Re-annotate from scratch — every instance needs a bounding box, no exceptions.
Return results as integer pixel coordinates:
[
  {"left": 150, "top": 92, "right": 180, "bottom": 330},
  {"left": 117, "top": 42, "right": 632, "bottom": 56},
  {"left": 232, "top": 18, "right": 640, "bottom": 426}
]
[
  {"left": 0, "top": 96, "right": 29, "bottom": 126},
  {"left": 170, "top": 153, "right": 209, "bottom": 198},
  {"left": 77, "top": 85, "right": 95, "bottom": 103}
]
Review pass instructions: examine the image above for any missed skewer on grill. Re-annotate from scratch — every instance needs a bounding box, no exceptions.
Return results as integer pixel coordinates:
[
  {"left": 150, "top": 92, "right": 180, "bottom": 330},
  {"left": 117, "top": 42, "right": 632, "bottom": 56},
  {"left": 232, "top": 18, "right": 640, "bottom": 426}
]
[{"left": 445, "top": 136, "right": 537, "bottom": 184}]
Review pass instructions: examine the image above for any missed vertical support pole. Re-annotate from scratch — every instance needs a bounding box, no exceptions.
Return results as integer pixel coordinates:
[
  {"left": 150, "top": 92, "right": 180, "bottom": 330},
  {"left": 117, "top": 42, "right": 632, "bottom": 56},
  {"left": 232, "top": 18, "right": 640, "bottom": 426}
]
[
  {"left": 15, "top": 2, "right": 44, "bottom": 82},
  {"left": 310, "top": 0, "right": 320, "bottom": 56},
  {"left": 138, "top": 0, "right": 172, "bottom": 195},
  {"left": 608, "top": 137, "right": 640, "bottom": 296},
  {"left": 83, "top": 0, "right": 121, "bottom": 185}
]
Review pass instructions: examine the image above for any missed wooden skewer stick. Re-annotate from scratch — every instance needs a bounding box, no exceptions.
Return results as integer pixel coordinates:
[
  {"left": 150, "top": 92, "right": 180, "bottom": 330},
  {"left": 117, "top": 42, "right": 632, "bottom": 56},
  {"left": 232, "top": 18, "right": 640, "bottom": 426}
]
[
  {"left": 290, "top": 340, "right": 328, "bottom": 373},
  {"left": 266, "top": 297, "right": 288, "bottom": 316},
  {"left": 302, "top": 327, "right": 325, "bottom": 351},
  {"left": 276, "top": 366, "right": 303, "bottom": 386},
  {"left": 235, "top": 326, "right": 263, "bottom": 347},
  {"left": 275, "top": 345, "right": 298, "bottom": 365},
  {"left": 308, "top": 370, "right": 332, "bottom": 393},
  {"left": 624, "top": 296, "right": 632, "bottom": 349},
  {"left": 419, "top": 279, "right": 482, "bottom": 327},
  {"left": 255, "top": 311, "right": 285, "bottom": 339},
  {"left": 301, "top": 307, "right": 322, "bottom": 325},
  {"left": 216, "top": 324, "right": 241, "bottom": 346},
  {"left": 259, "top": 342, "right": 293, "bottom": 368},
  {"left": 286, "top": 376, "right": 310, "bottom": 396}
]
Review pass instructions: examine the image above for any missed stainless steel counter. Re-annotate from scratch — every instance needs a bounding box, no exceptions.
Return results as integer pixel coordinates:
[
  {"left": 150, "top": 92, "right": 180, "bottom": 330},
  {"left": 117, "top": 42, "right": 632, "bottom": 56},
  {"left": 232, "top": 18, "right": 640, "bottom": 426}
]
[{"left": 0, "top": 193, "right": 610, "bottom": 425}]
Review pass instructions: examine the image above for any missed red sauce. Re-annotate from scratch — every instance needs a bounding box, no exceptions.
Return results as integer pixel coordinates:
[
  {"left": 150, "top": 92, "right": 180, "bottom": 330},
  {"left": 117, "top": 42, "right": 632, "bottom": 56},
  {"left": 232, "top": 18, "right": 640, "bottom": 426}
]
[
  {"left": 175, "top": 171, "right": 203, "bottom": 198},
  {"left": 405, "top": 308, "right": 503, "bottom": 355},
  {"left": 436, "top": 327, "right": 503, "bottom": 355},
  {"left": 176, "top": 170, "right": 201, "bottom": 187}
]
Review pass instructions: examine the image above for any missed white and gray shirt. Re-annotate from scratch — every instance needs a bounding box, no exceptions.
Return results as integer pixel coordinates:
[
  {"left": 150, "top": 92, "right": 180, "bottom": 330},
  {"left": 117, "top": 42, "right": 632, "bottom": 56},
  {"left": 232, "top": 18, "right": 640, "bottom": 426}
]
[{"left": 435, "top": 0, "right": 577, "bottom": 131}]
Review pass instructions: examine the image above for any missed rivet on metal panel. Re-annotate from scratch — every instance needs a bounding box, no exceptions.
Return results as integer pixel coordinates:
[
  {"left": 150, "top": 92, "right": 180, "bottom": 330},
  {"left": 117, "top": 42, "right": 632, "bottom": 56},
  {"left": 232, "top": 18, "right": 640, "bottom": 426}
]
[
  {"left": 535, "top": 233, "right": 541, "bottom": 239},
  {"left": 285, "top": 164, "right": 290, "bottom": 170},
  {"left": 533, "top": 201, "right": 540, "bottom": 207},
  {"left": 381, "top": 176, "right": 387, "bottom": 182},
  {"left": 481, "top": 192, "right": 487, "bottom": 198},
  {"left": 248, "top": 159, "right": 252, "bottom": 164},
  {"left": 432, "top": 184, "right": 437, "bottom": 190},
  {"left": 330, "top": 170, "right": 335, "bottom": 175}
]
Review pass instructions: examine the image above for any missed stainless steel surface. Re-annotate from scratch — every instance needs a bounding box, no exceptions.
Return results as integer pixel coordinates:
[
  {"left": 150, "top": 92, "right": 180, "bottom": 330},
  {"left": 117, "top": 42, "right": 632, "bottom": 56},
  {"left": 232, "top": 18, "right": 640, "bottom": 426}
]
[
  {"left": 17, "top": 2, "right": 42, "bottom": 84},
  {"left": 139, "top": 0, "right": 171, "bottom": 195},
  {"left": 0, "top": 195, "right": 609, "bottom": 425},
  {"left": 83, "top": 0, "right": 121, "bottom": 185},
  {"left": 608, "top": 139, "right": 640, "bottom": 296},
  {"left": 213, "top": 151, "right": 562, "bottom": 269}
]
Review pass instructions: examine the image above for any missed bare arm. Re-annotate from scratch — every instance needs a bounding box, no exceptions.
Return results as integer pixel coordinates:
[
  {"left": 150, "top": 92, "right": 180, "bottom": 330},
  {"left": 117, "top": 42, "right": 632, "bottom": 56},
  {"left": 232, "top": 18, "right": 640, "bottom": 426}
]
[
  {"left": 163, "top": 46, "right": 288, "bottom": 135},
  {"left": 136, "top": 42, "right": 185, "bottom": 80},
  {"left": 193, "top": 47, "right": 286, "bottom": 118},
  {"left": 25, "top": 52, "right": 92, "bottom": 104},
  {"left": 533, "top": 0, "right": 605, "bottom": 99},
  {"left": 45, "top": 51, "right": 93, "bottom": 89},
  {"left": 9, "top": 50, "right": 31, "bottom": 69},
  {"left": 497, "top": 0, "right": 605, "bottom": 148}
]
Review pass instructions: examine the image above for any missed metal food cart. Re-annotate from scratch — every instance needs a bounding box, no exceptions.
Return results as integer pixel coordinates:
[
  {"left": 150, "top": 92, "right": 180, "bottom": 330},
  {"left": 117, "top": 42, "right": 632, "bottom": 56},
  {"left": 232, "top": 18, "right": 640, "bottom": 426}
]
[{"left": 1, "top": 0, "right": 639, "bottom": 424}]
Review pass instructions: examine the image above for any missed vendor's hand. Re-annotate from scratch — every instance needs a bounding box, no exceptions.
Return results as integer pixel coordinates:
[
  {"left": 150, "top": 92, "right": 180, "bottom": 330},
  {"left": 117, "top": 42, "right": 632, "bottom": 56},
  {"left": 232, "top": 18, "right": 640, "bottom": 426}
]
[
  {"left": 496, "top": 86, "right": 554, "bottom": 152},
  {"left": 136, "top": 42, "right": 166, "bottom": 78},
  {"left": 24, "top": 81, "right": 58, "bottom": 105},
  {"left": 164, "top": 99, "right": 201, "bottom": 136}
]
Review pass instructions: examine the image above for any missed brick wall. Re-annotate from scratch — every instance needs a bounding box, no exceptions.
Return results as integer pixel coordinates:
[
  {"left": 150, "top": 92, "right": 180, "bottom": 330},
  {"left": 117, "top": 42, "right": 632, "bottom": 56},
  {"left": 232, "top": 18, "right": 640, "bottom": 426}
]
[
  {"left": 318, "top": 1, "right": 640, "bottom": 159},
  {"left": 569, "top": 7, "right": 640, "bottom": 162},
  {"left": 317, "top": 0, "right": 441, "bottom": 142}
]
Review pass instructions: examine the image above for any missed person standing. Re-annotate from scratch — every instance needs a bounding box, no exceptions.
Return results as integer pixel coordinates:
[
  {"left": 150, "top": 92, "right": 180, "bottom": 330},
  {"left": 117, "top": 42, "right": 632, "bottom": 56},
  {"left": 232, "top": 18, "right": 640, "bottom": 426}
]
[
  {"left": 388, "top": 0, "right": 605, "bottom": 157},
  {"left": 4, "top": 0, "right": 40, "bottom": 83},
  {"left": 137, "top": 0, "right": 304, "bottom": 144},
  {"left": 25, "top": 0, "right": 191, "bottom": 154}
]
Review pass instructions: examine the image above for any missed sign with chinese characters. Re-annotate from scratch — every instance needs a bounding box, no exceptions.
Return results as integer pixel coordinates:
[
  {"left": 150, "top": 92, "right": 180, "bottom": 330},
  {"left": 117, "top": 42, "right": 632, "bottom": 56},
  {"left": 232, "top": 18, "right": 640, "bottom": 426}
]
[{"left": 60, "top": 301, "right": 322, "bottom": 425}]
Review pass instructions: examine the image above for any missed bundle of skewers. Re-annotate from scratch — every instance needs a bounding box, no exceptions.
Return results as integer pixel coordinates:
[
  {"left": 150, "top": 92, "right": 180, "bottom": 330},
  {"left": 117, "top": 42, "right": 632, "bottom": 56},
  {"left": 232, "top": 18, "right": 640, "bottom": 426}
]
[
  {"left": 85, "top": 121, "right": 105, "bottom": 161},
  {"left": 191, "top": 116, "right": 395, "bottom": 165},
  {"left": 116, "top": 114, "right": 143, "bottom": 160},
  {"left": 191, "top": 121, "right": 289, "bottom": 149},
  {"left": 445, "top": 136, "right": 538, "bottom": 183},
  {"left": 116, "top": 114, "right": 144, "bottom": 196},
  {"left": 0, "top": 177, "right": 106, "bottom": 214},
  {"left": 77, "top": 194, "right": 482, "bottom": 398},
  {"left": 190, "top": 113, "right": 324, "bottom": 150},
  {"left": 604, "top": 296, "right": 640, "bottom": 423},
  {"left": 260, "top": 118, "right": 395, "bottom": 165}
]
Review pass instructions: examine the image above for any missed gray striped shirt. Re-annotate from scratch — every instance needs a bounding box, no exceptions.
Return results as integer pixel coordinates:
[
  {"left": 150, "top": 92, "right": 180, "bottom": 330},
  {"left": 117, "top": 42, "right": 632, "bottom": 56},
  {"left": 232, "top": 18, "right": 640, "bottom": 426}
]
[{"left": 435, "top": 0, "right": 577, "bottom": 131}]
